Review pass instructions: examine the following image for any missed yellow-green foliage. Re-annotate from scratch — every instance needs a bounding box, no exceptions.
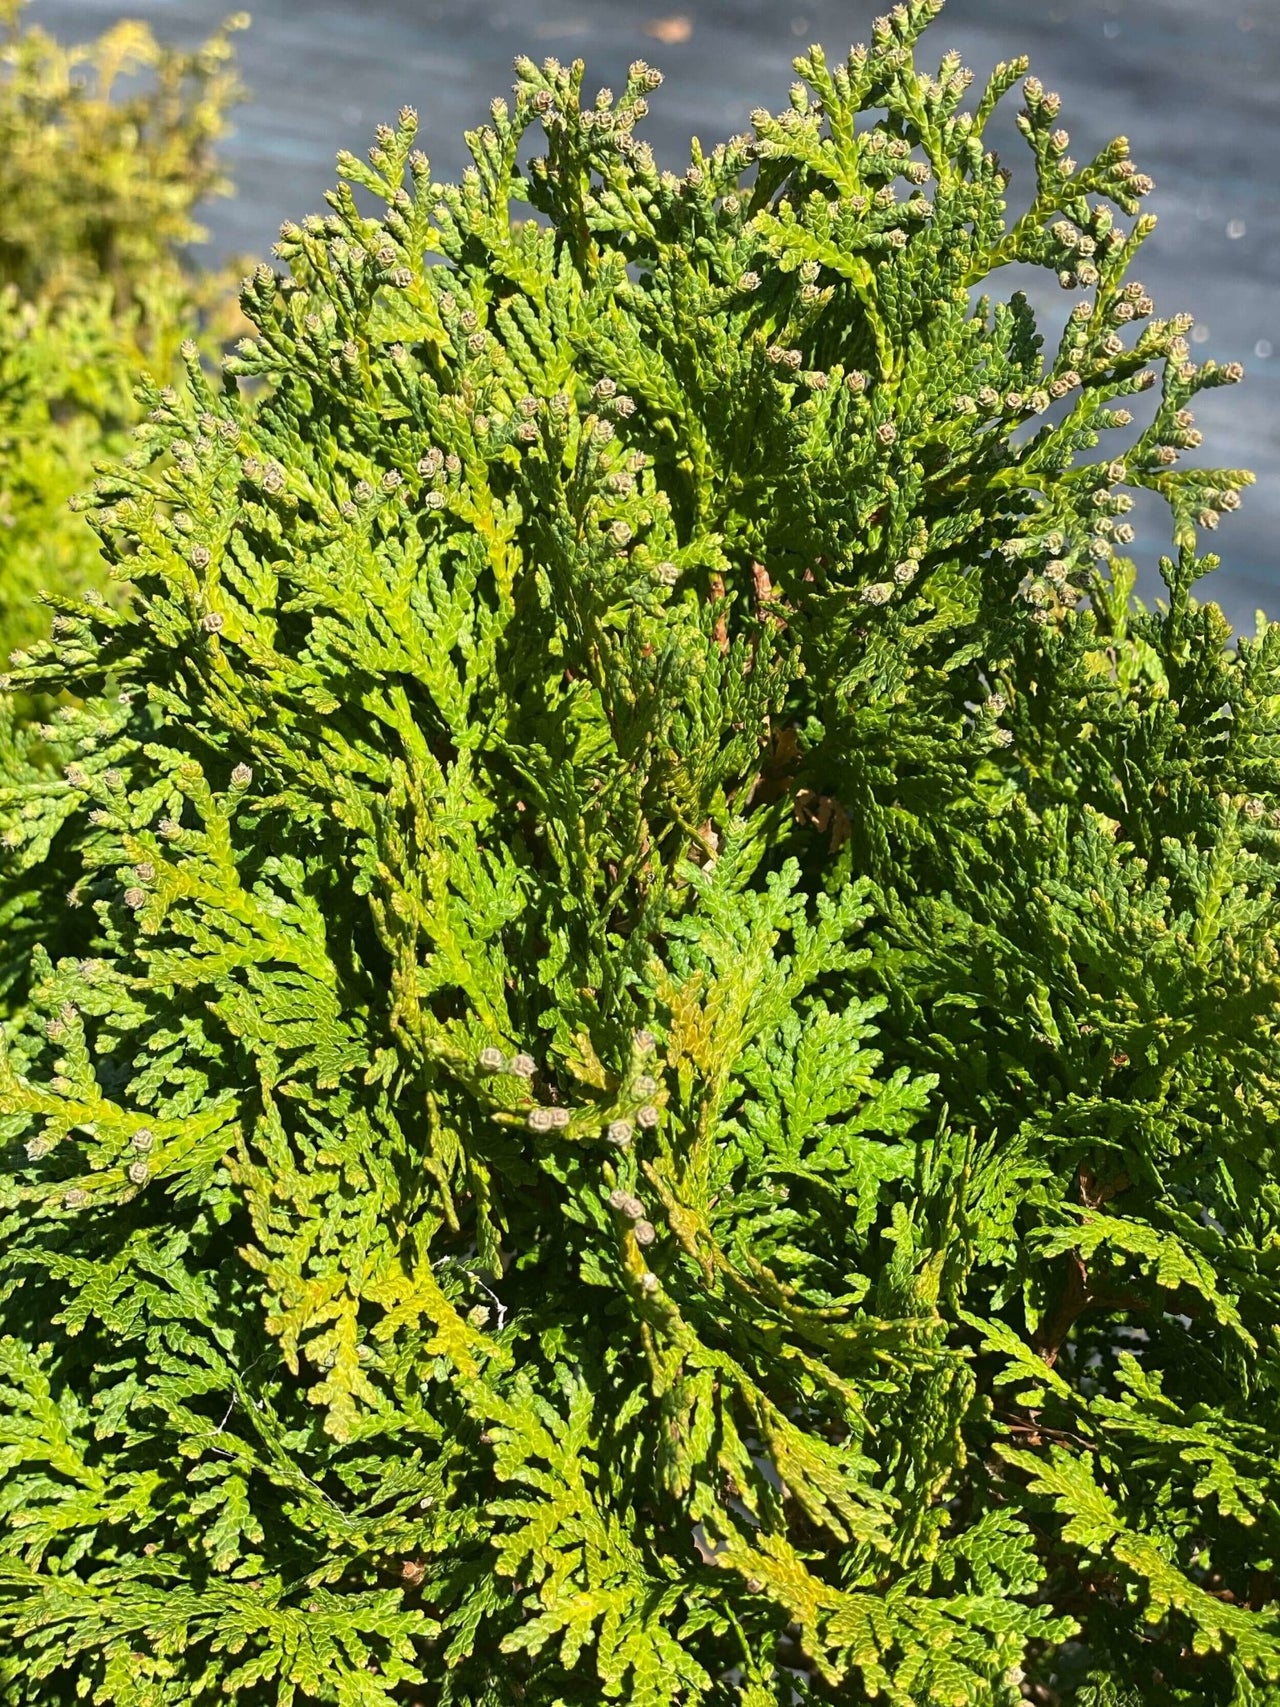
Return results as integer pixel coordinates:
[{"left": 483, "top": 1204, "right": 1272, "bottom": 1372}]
[
  {"left": 0, "top": 0, "right": 246, "bottom": 667},
  {"left": 0, "top": 0, "right": 246, "bottom": 307},
  {"left": 0, "top": 282, "right": 191, "bottom": 661},
  {"left": 1, "top": 5, "right": 1276, "bottom": 1702}
]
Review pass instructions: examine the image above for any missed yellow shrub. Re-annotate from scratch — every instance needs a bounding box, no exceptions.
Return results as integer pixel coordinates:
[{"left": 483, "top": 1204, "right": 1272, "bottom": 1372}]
[{"left": 0, "top": 0, "right": 247, "bottom": 672}]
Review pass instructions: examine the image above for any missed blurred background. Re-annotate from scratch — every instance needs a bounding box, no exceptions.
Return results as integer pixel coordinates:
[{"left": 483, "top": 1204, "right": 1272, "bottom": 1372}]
[{"left": 31, "top": 0, "right": 1279, "bottom": 626}]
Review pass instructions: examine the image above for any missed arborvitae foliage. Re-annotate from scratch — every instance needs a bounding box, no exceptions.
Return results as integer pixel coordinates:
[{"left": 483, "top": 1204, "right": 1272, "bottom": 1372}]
[
  {"left": 0, "top": 1, "right": 246, "bottom": 666},
  {"left": 0, "top": 3, "right": 1277, "bottom": 1701}
]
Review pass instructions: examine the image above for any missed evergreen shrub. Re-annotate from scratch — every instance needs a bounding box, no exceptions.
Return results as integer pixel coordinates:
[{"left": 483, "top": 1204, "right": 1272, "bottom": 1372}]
[
  {"left": 0, "top": 0, "right": 246, "bottom": 665},
  {"left": 1, "top": 1, "right": 1277, "bottom": 1700}
]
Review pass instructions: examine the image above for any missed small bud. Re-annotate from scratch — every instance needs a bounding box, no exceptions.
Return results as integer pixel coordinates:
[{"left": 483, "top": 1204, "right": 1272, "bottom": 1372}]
[
  {"left": 634, "top": 1029, "right": 656, "bottom": 1053},
  {"left": 861, "top": 582, "right": 893, "bottom": 605},
  {"left": 636, "top": 1104, "right": 660, "bottom": 1128},
  {"left": 633, "top": 1219, "right": 657, "bottom": 1246},
  {"left": 527, "top": 1108, "right": 554, "bottom": 1132},
  {"left": 607, "top": 1119, "right": 634, "bottom": 1147},
  {"left": 876, "top": 422, "right": 897, "bottom": 444},
  {"left": 64, "top": 1189, "right": 90, "bottom": 1210},
  {"left": 133, "top": 863, "right": 155, "bottom": 884},
  {"left": 548, "top": 1106, "right": 570, "bottom": 1128},
  {"left": 124, "top": 887, "right": 146, "bottom": 910},
  {"left": 201, "top": 612, "right": 224, "bottom": 634},
  {"left": 132, "top": 1128, "right": 155, "bottom": 1152},
  {"left": 639, "top": 1271, "right": 659, "bottom": 1294},
  {"left": 127, "top": 1159, "right": 151, "bottom": 1186},
  {"left": 510, "top": 1053, "right": 536, "bottom": 1077},
  {"left": 479, "top": 1046, "right": 506, "bottom": 1071},
  {"left": 190, "top": 544, "right": 211, "bottom": 569},
  {"left": 1224, "top": 362, "right": 1245, "bottom": 383}
]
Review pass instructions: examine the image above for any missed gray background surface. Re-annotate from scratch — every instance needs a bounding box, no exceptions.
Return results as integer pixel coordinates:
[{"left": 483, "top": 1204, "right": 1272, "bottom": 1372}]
[{"left": 31, "top": 0, "right": 1280, "bottom": 626}]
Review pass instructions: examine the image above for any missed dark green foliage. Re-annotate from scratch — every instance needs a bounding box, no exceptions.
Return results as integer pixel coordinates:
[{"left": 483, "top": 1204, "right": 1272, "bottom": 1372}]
[{"left": 0, "top": 2, "right": 1276, "bottom": 1701}]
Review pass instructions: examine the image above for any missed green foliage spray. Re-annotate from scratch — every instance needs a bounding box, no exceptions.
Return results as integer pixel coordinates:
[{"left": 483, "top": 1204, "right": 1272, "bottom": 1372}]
[{"left": 0, "top": 3, "right": 1276, "bottom": 1701}]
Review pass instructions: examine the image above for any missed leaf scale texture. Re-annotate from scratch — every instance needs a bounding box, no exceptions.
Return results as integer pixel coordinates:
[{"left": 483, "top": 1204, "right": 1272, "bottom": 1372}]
[{"left": 0, "top": 3, "right": 1276, "bottom": 1702}]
